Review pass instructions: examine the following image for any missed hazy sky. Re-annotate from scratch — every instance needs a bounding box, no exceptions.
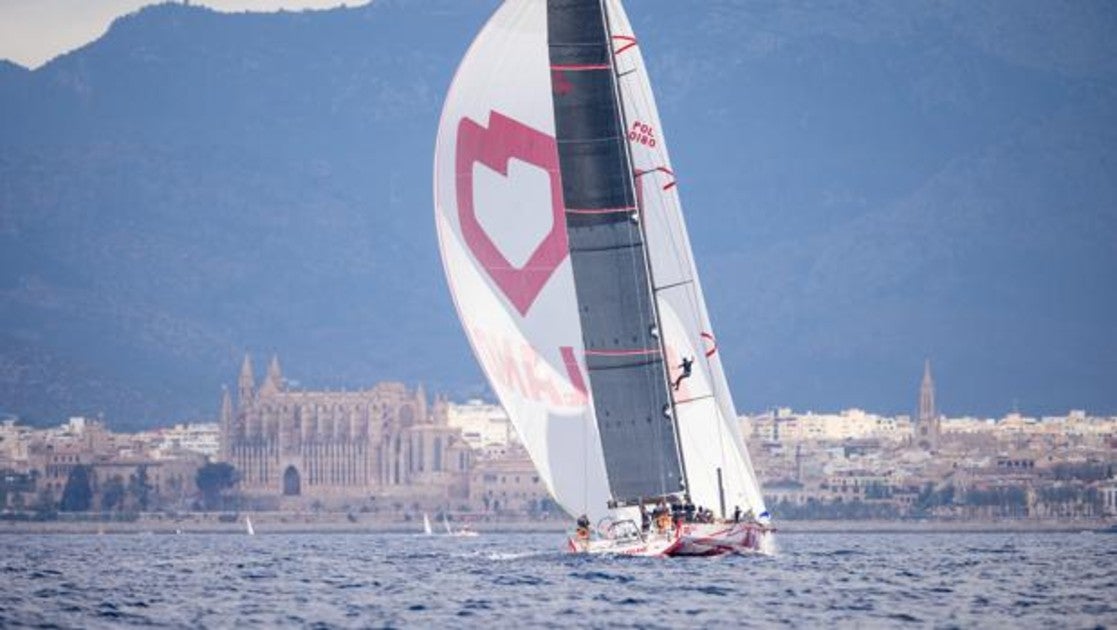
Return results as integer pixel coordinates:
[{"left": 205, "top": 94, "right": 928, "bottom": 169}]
[{"left": 0, "top": 0, "right": 357, "bottom": 68}]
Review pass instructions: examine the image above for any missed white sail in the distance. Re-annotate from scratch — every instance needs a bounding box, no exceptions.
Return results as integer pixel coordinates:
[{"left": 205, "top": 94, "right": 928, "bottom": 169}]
[{"left": 433, "top": 1, "right": 611, "bottom": 521}]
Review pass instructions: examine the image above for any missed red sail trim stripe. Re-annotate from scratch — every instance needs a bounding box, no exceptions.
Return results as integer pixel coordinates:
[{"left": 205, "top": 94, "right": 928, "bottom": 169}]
[
  {"left": 700, "top": 331, "right": 718, "bottom": 357},
  {"left": 560, "top": 346, "right": 588, "bottom": 396},
  {"left": 612, "top": 35, "right": 638, "bottom": 55},
  {"left": 566, "top": 205, "right": 638, "bottom": 215},
  {"left": 550, "top": 63, "right": 610, "bottom": 71},
  {"left": 585, "top": 348, "right": 662, "bottom": 357},
  {"left": 635, "top": 166, "right": 677, "bottom": 191}
]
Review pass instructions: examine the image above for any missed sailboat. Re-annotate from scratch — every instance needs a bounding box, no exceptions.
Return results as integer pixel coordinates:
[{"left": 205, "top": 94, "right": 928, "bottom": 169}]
[
  {"left": 434, "top": 0, "right": 772, "bottom": 556},
  {"left": 245, "top": 515, "right": 255, "bottom": 536},
  {"left": 443, "top": 514, "right": 479, "bottom": 538},
  {"left": 423, "top": 513, "right": 433, "bottom": 536}
]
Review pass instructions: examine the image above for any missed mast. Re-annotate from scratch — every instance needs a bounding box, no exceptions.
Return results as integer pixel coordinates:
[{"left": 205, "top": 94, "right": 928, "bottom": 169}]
[{"left": 547, "top": 0, "right": 685, "bottom": 505}]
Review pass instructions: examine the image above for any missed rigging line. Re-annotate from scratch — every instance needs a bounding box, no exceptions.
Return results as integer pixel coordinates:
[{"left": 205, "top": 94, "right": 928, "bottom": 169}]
[
  {"left": 672, "top": 394, "right": 716, "bottom": 406},
  {"left": 585, "top": 347, "right": 660, "bottom": 357},
  {"left": 655, "top": 279, "right": 693, "bottom": 293},
  {"left": 583, "top": 369, "right": 589, "bottom": 516},
  {"left": 566, "top": 205, "right": 637, "bottom": 215}
]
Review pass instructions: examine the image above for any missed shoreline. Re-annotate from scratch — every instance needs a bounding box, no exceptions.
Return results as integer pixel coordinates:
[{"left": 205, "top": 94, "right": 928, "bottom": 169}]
[{"left": 2, "top": 515, "right": 1112, "bottom": 535}]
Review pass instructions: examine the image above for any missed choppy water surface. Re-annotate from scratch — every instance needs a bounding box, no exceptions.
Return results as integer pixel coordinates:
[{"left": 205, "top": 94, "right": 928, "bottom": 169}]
[{"left": 2, "top": 530, "right": 1115, "bottom": 627}]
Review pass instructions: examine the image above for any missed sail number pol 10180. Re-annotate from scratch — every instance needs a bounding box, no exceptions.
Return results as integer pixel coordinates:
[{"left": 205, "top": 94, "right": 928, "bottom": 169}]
[{"left": 628, "top": 120, "right": 657, "bottom": 147}]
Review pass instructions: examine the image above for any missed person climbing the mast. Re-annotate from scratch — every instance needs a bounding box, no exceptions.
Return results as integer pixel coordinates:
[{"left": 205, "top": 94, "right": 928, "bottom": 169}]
[{"left": 673, "top": 356, "right": 694, "bottom": 390}]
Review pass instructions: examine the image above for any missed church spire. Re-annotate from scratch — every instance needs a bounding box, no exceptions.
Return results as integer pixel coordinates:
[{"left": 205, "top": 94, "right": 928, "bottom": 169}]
[
  {"left": 917, "top": 359, "right": 940, "bottom": 451},
  {"left": 919, "top": 359, "right": 935, "bottom": 422},
  {"left": 221, "top": 385, "right": 233, "bottom": 424},
  {"left": 416, "top": 382, "right": 428, "bottom": 422},
  {"left": 260, "top": 354, "right": 285, "bottom": 397},
  {"left": 267, "top": 354, "right": 283, "bottom": 386},
  {"left": 238, "top": 353, "right": 255, "bottom": 404}
]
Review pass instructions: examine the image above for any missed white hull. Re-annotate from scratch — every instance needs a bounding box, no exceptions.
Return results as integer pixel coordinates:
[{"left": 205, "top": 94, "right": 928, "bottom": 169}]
[{"left": 568, "top": 521, "right": 772, "bottom": 557}]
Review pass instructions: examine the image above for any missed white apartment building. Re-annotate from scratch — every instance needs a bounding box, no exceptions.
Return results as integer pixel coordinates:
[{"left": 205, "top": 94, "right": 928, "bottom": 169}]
[
  {"left": 153, "top": 422, "right": 221, "bottom": 458},
  {"left": 447, "top": 400, "right": 518, "bottom": 450},
  {"left": 745, "top": 409, "right": 910, "bottom": 443}
]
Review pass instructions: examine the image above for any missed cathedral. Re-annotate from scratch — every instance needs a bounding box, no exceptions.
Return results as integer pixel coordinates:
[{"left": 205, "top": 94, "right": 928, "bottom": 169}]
[{"left": 219, "top": 355, "right": 472, "bottom": 508}]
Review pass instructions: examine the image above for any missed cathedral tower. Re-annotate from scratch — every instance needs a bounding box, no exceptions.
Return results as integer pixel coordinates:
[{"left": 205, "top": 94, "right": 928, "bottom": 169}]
[
  {"left": 260, "top": 354, "right": 284, "bottom": 397},
  {"left": 238, "top": 353, "right": 255, "bottom": 404}
]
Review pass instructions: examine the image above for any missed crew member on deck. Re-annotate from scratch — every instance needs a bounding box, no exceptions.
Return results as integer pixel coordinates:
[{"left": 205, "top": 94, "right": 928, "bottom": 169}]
[
  {"left": 654, "top": 501, "right": 671, "bottom": 532},
  {"left": 576, "top": 514, "right": 591, "bottom": 540}
]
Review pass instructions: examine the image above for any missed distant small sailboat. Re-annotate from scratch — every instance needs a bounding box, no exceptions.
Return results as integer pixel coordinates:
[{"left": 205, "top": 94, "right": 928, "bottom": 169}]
[
  {"left": 443, "top": 514, "right": 479, "bottom": 538},
  {"left": 423, "top": 513, "right": 433, "bottom": 536},
  {"left": 245, "top": 515, "right": 255, "bottom": 536}
]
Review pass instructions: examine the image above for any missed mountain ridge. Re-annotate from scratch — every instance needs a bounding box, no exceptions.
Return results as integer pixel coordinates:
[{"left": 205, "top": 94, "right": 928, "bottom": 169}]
[{"left": 1, "top": 1, "right": 1114, "bottom": 429}]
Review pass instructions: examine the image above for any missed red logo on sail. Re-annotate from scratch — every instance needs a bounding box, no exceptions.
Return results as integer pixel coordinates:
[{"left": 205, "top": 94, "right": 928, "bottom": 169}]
[{"left": 456, "top": 111, "right": 568, "bottom": 316}]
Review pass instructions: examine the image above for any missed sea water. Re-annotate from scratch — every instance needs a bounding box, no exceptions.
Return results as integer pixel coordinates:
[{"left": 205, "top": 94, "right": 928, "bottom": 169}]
[{"left": 2, "top": 531, "right": 1114, "bottom": 627}]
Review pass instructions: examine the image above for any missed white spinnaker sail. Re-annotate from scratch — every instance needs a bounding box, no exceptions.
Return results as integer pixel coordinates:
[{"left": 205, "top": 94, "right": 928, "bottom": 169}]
[
  {"left": 434, "top": 1, "right": 611, "bottom": 521},
  {"left": 605, "top": 0, "right": 767, "bottom": 516}
]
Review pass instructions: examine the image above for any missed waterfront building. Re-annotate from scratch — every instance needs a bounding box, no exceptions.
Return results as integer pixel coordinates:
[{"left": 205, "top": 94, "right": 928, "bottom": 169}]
[
  {"left": 744, "top": 408, "right": 908, "bottom": 443},
  {"left": 220, "top": 355, "right": 472, "bottom": 508},
  {"left": 468, "top": 444, "right": 550, "bottom": 514},
  {"left": 1101, "top": 478, "right": 1117, "bottom": 518},
  {"left": 0, "top": 419, "right": 32, "bottom": 472}
]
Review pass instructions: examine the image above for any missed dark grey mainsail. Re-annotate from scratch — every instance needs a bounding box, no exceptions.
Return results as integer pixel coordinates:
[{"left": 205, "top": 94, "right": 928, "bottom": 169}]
[{"left": 547, "top": 0, "right": 684, "bottom": 503}]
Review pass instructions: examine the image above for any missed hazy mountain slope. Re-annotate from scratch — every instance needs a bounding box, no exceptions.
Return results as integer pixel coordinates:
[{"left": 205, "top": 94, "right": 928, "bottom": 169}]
[
  {"left": 626, "top": 0, "right": 1117, "bottom": 415},
  {"left": 1, "top": 1, "right": 1113, "bottom": 428},
  {"left": 0, "top": 1, "right": 498, "bottom": 428}
]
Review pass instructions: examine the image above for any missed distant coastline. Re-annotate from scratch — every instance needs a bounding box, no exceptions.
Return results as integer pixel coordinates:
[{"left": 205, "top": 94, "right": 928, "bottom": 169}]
[{"left": 3, "top": 514, "right": 1112, "bottom": 536}]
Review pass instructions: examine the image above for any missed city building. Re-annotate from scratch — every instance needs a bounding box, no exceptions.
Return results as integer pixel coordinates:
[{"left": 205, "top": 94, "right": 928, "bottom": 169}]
[
  {"left": 220, "top": 355, "right": 472, "bottom": 508},
  {"left": 151, "top": 422, "right": 221, "bottom": 458},
  {"left": 469, "top": 443, "right": 550, "bottom": 515},
  {"left": 446, "top": 400, "right": 518, "bottom": 450}
]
